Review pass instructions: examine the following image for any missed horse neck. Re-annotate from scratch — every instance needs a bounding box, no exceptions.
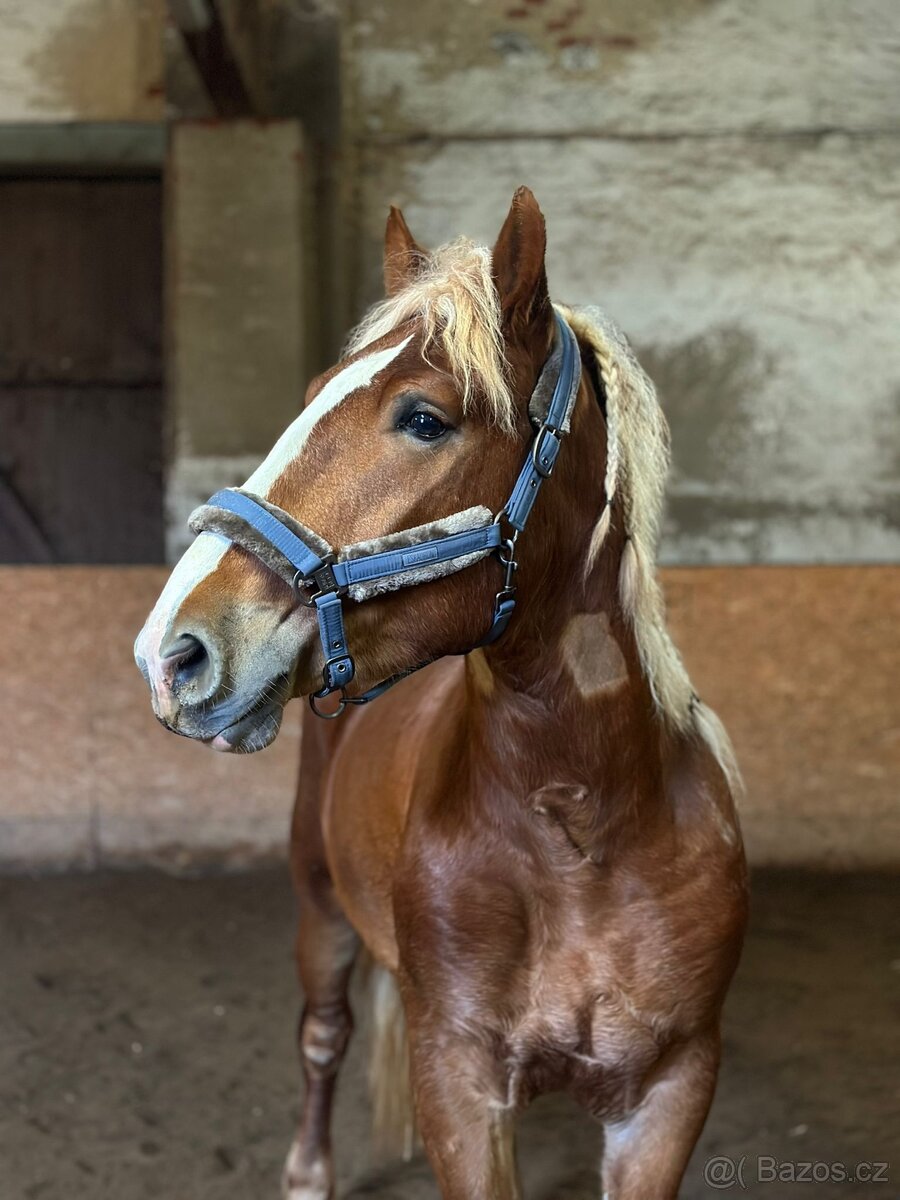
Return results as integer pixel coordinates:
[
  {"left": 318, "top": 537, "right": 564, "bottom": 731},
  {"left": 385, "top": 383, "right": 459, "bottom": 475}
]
[{"left": 466, "top": 369, "right": 667, "bottom": 823}]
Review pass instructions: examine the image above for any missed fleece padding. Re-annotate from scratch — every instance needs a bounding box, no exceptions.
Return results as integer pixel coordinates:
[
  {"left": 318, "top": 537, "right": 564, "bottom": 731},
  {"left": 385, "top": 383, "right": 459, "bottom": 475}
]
[
  {"left": 189, "top": 494, "right": 495, "bottom": 601},
  {"left": 188, "top": 491, "right": 332, "bottom": 587},
  {"left": 340, "top": 506, "right": 494, "bottom": 601},
  {"left": 528, "top": 310, "right": 579, "bottom": 433}
]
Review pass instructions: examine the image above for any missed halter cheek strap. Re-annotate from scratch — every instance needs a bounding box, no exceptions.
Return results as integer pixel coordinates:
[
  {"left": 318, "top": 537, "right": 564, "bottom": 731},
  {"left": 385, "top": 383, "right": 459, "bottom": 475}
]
[{"left": 188, "top": 310, "right": 581, "bottom": 718}]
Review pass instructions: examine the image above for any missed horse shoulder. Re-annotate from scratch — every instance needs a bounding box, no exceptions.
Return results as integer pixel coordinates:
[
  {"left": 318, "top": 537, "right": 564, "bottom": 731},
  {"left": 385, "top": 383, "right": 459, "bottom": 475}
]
[{"left": 320, "top": 657, "right": 467, "bottom": 969}]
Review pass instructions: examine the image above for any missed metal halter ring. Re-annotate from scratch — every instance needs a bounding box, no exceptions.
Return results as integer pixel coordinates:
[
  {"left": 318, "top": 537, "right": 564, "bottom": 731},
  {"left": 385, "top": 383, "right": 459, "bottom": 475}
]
[
  {"left": 291, "top": 568, "right": 324, "bottom": 610},
  {"left": 309, "top": 686, "right": 348, "bottom": 719}
]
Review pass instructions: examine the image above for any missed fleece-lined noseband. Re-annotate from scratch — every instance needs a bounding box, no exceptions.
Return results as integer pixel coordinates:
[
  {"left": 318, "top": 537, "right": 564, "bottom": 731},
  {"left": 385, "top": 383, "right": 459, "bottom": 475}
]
[{"left": 188, "top": 310, "right": 580, "bottom": 718}]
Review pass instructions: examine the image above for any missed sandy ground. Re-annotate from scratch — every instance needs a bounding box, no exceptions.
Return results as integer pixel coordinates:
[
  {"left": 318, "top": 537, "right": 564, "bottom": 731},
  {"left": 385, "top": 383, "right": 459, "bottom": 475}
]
[{"left": 1, "top": 870, "right": 897, "bottom": 1200}]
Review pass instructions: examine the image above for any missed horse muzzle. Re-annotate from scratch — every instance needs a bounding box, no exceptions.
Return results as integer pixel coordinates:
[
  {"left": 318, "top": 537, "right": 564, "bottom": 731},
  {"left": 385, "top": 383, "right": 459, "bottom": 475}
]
[{"left": 135, "top": 625, "right": 292, "bottom": 754}]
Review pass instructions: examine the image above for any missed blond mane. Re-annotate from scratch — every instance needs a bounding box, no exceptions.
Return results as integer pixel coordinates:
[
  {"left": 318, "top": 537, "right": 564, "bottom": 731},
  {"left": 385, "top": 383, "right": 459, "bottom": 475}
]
[
  {"left": 559, "top": 302, "right": 741, "bottom": 794},
  {"left": 347, "top": 242, "right": 741, "bottom": 794},
  {"left": 345, "top": 239, "right": 516, "bottom": 433}
]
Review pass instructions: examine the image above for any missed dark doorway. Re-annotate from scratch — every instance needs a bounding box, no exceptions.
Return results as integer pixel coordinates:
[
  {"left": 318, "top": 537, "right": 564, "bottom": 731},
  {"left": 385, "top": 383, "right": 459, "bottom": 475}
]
[{"left": 0, "top": 177, "right": 163, "bottom": 563}]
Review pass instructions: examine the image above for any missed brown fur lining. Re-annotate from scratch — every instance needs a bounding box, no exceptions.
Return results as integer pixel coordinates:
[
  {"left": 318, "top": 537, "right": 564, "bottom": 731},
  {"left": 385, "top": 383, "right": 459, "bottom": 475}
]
[
  {"left": 188, "top": 492, "right": 333, "bottom": 587},
  {"left": 341, "top": 506, "right": 494, "bottom": 601},
  {"left": 188, "top": 496, "right": 495, "bottom": 601},
  {"left": 528, "top": 317, "right": 576, "bottom": 433}
]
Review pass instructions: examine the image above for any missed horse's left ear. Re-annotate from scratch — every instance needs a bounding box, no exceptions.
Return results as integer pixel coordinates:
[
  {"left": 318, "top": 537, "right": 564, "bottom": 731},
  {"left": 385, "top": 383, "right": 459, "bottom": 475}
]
[
  {"left": 384, "top": 206, "right": 425, "bottom": 297},
  {"left": 492, "top": 187, "right": 551, "bottom": 336}
]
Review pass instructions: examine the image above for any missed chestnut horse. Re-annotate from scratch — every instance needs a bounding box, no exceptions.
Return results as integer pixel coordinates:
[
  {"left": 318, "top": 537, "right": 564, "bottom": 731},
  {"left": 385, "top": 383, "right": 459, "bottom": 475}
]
[{"left": 135, "top": 189, "right": 747, "bottom": 1199}]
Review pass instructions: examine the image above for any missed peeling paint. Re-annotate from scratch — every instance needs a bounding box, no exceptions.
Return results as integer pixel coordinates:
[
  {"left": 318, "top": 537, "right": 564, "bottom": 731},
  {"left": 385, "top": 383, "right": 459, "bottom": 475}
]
[
  {"left": 2, "top": 0, "right": 164, "bottom": 121},
  {"left": 346, "top": 0, "right": 900, "bottom": 138}
]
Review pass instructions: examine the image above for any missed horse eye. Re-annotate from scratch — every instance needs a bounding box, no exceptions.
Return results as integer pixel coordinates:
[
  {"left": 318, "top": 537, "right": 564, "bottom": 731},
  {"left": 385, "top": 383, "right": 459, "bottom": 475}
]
[{"left": 404, "top": 410, "right": 449, "bottom": 441}]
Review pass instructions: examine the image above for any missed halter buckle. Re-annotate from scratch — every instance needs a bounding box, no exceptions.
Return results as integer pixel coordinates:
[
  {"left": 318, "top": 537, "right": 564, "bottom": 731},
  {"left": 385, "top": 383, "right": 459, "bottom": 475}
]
[
  {"left": 531, "top": 423, "right": 563, "bottom": 479},
  {"left": 293, "top": 555, "right": 343, "bottom": 607}
]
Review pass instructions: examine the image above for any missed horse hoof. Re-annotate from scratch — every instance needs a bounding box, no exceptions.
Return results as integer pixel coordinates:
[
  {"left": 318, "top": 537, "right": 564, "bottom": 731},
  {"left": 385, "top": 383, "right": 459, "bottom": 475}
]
[{"left": 281, "top": 1142, "right": 332, "bottom": 1200}]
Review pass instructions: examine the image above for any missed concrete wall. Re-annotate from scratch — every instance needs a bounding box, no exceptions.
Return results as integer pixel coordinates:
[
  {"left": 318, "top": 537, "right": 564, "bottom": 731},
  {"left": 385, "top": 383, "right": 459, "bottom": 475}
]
[
  {"left": 0, "top": 0, "right": 164, "bottom": 121},
  {"left": 166, "top": 120, "right": 312, "bottom": 558},
  {"left": 0, "top": 569, "right": 302, "bottom": 870},
  {"left": 342, "top": 0, "right": 900, "bottom": 565}
]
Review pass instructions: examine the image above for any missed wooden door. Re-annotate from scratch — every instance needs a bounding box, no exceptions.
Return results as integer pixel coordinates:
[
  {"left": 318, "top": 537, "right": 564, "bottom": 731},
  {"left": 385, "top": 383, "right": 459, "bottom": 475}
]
[{"left": 0, "top": 177, "right": 163, "bottom": 562}]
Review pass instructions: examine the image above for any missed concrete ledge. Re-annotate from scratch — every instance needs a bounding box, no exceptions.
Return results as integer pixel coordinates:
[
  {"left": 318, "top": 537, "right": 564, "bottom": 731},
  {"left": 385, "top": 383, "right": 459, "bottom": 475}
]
[
  {"left": 0, "top": 566, "right": 896, "bottom": 871},
  {"left": 0, "top": 122, "right": 164, "bottom": 172}
]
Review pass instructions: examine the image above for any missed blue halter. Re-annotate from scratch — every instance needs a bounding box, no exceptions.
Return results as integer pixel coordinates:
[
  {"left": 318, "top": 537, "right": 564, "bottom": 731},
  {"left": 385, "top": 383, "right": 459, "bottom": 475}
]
[{"left": 191, "top": 311, "right": 580, "bottom": 718}]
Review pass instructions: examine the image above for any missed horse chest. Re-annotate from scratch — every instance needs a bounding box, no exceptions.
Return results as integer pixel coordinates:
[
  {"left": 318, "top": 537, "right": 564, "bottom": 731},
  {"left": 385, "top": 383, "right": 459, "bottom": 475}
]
[
  {"left": 503, "top": 906, "right": 673, "bottom": 1094},
  {"left": 396, "top": 835, "right": 680, "bottom": 1088}
]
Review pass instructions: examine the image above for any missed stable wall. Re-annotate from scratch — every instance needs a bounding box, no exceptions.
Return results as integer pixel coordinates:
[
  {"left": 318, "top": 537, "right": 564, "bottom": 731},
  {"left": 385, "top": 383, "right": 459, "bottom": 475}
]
[
  {"left": 0, "top": 0, "right": 896, "bottom": 871},
  {"left": 0, "top": 0, "right": 164, "bottom": 121},
  {"left": 165, "top": 120, "right": 313, "bottom": 559}
]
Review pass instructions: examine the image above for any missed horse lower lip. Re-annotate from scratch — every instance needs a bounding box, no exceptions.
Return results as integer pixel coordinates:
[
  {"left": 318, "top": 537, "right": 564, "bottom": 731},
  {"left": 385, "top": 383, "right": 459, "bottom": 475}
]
[{"left": 209, "top": 701, "right": 280, "bottom": 752}]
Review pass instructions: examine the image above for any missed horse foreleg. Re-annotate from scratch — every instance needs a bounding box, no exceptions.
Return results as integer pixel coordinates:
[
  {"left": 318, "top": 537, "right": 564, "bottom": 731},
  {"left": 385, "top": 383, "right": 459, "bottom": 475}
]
[
  {"left": 406, "top": 1023, "right": 522, "bottom": 1200},
  {"left": 282, "top": 896, "right": 358, "bottom": 1199},
  {"left": 600, "top": 1030, "right": 720, "bottom": 1200},
  {"left": 283, "top": 721, "right": 359, "bottom": 1200}
]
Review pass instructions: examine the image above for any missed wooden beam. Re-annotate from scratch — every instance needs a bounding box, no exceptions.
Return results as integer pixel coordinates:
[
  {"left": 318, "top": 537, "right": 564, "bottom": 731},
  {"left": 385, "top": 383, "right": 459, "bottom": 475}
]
[{"left": 169, "top": 0, "right": 254, "bottom": 117}]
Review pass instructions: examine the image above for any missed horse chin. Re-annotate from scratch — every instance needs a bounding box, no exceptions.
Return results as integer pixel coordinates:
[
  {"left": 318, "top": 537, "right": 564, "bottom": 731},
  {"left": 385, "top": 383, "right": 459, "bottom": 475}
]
[{"left": 208, "top": 698, "right": 286, "bottom": 754}]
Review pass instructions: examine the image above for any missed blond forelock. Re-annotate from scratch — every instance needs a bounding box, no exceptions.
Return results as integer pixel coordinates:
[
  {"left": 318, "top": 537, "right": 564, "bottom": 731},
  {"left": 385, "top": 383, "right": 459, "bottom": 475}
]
[{"left": 345, "top": 239, "right": 516, "bottom": 434}]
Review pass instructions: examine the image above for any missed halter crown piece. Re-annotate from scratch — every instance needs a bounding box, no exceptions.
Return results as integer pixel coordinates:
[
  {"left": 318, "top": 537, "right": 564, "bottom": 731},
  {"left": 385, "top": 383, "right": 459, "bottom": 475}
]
[{"left": 189, "top": 311, "right": 581, "bottom": 718}]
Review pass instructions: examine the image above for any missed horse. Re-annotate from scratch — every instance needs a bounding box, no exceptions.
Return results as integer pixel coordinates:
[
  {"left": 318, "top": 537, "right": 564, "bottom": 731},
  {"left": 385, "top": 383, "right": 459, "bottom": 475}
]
[{"left": 135, "top": 187, "right": 748, "bottom": 1199}]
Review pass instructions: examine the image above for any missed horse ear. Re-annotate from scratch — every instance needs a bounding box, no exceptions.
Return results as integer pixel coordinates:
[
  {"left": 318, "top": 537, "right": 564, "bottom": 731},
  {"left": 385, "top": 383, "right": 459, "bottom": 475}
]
[
  {"left": 384, "top": 206, "right": 425, "bottom": 297},
  {"left": 492, "top": 187, "right": 551, "bottom": 334}
]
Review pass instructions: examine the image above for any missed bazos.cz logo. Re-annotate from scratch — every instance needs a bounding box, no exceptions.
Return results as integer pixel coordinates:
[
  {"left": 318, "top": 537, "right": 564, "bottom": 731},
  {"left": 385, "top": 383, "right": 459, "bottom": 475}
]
[{"left": 703, "top": 1154, "right": 890, "bottom": 1189}]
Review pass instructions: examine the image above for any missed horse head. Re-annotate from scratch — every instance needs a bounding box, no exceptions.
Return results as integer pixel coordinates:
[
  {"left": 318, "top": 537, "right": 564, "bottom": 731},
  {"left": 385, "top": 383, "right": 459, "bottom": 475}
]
[{"left": 135, "top": 189, "right": 586, "bottom": 751}]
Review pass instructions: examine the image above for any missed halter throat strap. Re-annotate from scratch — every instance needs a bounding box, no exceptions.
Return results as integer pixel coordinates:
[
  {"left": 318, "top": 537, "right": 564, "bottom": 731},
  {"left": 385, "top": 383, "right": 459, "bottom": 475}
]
[{"left": 189, "top": 310, "right": 581, "bottom": 718}]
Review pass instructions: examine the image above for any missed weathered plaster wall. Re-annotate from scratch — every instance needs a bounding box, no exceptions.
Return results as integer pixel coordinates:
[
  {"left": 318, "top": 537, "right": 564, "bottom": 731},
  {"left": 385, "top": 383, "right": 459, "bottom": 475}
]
[
  {"left": 0, "top": 0, "right": 164, "bottom": 121},
  {"left": 343, "top": 0, "right": 900, "bottom": 565},
  {"left": 347, "top": 1, "right": 900, "bottom": 139}
]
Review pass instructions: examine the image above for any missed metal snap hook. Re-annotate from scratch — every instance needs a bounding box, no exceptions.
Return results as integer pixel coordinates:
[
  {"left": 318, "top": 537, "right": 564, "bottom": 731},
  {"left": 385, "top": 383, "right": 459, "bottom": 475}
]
[{"left": 497, "top": 536, "right": 518, "bottom": 594}]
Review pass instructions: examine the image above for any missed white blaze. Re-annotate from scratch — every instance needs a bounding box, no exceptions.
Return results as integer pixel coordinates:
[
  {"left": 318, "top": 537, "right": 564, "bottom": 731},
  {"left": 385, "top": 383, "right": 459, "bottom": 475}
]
[
  {"left": 244, "top": 335, "right": 412, "bottom": 494},
  {"left": 135, "top": 336, "right": 411, "bottom": 666},
  {"left": 134, "top": 530, "right": 230, "bottom": 673}
]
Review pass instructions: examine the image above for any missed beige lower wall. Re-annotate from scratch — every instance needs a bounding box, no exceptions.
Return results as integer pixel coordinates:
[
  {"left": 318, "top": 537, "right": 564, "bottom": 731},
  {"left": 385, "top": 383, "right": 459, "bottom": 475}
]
[
  {"left": 0, "top": 566, "right": 896, "bottom": 871},
  {"left": 664, "top": 567, "right": 898, "bottom": 869},
  {"left": 0, "top": 568, "right": 301, "bottom": 871}
]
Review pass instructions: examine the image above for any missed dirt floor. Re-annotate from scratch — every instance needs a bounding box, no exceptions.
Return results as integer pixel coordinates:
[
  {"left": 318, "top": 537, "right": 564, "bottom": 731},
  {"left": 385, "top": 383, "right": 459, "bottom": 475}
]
[{"left": 1, "top": 870, "right": 897, "bottom": 1200}]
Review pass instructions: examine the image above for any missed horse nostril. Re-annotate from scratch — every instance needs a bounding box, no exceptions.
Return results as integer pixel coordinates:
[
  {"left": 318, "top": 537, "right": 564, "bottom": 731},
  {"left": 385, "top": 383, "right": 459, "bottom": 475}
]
[{"left": 159, "top": 632, "right": 210, "bottom": 688}]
